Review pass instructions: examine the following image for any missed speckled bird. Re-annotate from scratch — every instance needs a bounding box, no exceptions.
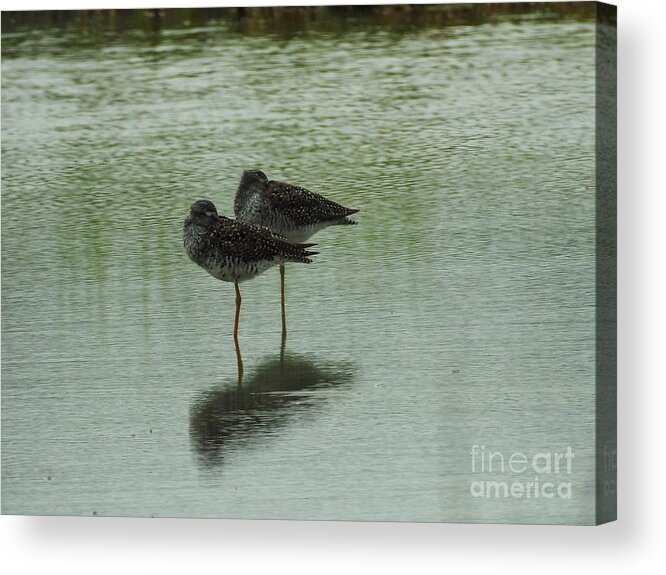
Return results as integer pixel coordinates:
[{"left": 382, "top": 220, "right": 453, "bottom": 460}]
[
  {"left": 234, "top": 170, "right": 359, "bottom": 243},
  {"left": 234, "top": 169, "right": 359, "bottom": 337},
  {"left": 184, "top": 199, "right": 317, "bottom": 379}
]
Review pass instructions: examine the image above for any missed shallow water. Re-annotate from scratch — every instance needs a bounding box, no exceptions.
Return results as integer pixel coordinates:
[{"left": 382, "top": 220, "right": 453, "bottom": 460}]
[{"left": 2, "top": 17, "right": 598, "bottom": 523}]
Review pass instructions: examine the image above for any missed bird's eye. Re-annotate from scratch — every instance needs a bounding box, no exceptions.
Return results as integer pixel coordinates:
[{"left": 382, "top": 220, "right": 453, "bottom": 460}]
[{"left": 205, "top": 211, "right": 216, "bottom": 217}]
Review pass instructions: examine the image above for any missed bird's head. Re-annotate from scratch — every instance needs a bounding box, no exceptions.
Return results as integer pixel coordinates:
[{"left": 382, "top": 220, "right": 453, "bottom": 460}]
[
  {"left": 189, "top": 199, "right": 218, "bottom": 219},
  {"left": 242, "top": 169, "right": 268, "bottom": 184},
  {"left": 236, "top": 170, "right": 269, "bottom": 216}
]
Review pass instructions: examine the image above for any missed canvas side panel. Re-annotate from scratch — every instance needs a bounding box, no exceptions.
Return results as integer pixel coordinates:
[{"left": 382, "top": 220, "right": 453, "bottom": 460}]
[{"left": 595, "top": 1, "right": 617, "bottom": 525}]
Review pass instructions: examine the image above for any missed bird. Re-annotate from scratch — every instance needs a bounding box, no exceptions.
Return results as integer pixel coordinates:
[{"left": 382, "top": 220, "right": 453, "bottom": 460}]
[
  {"left": 184, "top": 199, "right": 317, "bottom": 381},
  {"left": 234, "top": 169, "right": 359, "bottom": 338}
]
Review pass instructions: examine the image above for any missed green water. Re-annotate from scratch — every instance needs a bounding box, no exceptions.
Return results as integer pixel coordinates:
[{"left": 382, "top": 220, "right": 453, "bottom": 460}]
[{"left": 2, "top": 17, "right": 598, "bottom": 523}]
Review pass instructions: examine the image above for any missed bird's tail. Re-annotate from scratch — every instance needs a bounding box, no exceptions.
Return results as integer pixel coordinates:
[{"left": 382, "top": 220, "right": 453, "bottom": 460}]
[
  {"left": 334, "top": 217, "right": 358, "bottom": 226},
  {"left": 284, "top": 242, "right": 318, "bottom": 264},
  {"left": 331, "top": 208, "right": 359, "bottom": 226}
]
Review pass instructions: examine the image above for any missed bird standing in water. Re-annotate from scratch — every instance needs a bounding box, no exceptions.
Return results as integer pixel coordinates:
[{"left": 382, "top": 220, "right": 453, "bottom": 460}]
[
  {"left": 234, "top": 170, "right": 358, "bottom": 338},
  {"left": 184, "top": 199, "right": 317, "bottom": 381}
]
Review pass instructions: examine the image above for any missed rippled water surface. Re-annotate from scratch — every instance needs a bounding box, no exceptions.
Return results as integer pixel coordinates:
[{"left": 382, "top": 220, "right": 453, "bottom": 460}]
[{"left": 2, "top": 17, "right": 597, "bottom": 523}]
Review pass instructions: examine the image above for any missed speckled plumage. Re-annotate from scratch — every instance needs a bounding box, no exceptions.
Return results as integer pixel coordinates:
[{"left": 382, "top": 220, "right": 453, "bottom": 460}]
[
  {"left": 183, "top": 199, "right": 317, "bottom": 283},
  {"left": 234, "top": 170, "right": 359, "bottom": 243}
]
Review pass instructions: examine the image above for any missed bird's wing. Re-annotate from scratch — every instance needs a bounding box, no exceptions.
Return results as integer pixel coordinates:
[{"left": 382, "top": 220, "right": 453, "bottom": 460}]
[
  {"left": 267, "top": 180, "right": 356, "bottom": 225},
  {"left": 211, "top": 217, "right": 314, "bottom": 263}
]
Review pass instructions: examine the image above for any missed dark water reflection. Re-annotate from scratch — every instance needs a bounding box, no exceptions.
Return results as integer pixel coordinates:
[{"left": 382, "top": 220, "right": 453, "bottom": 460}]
[
  {"left": 190, "top": 352, "right": 355, "bottom": 464},
  {"left": 1, "top": 5, "right": 598, "bottom": 52}
]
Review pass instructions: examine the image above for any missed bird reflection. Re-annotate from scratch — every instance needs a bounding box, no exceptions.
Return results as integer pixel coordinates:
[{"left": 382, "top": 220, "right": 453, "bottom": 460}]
[{"left": 190, "top": 351, "right": 355, "bottom": 464}]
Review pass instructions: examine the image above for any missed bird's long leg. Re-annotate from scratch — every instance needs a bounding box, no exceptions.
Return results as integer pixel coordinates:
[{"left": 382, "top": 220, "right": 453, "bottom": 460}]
[
  {"left": 280, "top": 324, "right": 287, "bottom": 365},
  {"left": 280, "top": 262, "right": 287, "bottom": 339},
  {"left": 234, "top": 282, "right": 244, "bottom": 384}
]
